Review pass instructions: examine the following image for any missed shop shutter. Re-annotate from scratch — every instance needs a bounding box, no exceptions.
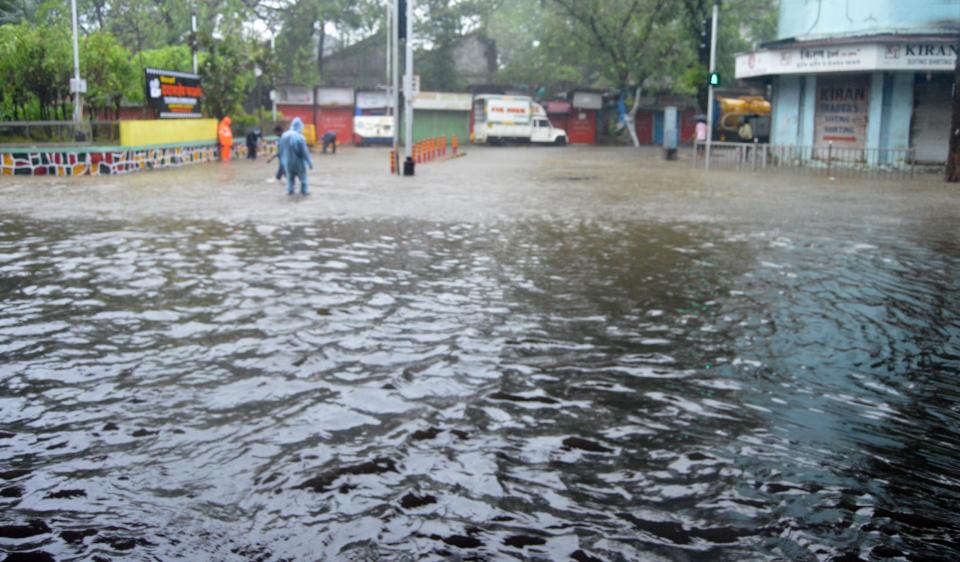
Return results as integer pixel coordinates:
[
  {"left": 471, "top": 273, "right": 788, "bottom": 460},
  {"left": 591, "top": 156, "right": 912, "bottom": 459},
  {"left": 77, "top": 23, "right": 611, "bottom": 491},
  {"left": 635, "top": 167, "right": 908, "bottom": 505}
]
[{"left": 911, "top": 76, "right": 952, "bottom": 164}]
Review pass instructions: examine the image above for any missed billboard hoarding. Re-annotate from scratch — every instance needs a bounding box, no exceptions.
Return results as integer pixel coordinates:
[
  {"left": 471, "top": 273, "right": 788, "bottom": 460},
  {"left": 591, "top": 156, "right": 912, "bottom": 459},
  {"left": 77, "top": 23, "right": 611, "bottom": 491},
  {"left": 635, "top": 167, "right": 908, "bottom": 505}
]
[{"left": 145, "top": 68, "right": 203, "bottom": 119}]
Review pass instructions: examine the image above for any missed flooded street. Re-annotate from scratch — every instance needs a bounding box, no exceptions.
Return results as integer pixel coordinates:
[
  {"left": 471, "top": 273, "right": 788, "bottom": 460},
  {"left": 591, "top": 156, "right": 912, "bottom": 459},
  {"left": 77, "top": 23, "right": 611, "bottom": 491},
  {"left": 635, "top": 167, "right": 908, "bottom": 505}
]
[{"left": 1, "top": 147, "right": 959, "bottom": 561}]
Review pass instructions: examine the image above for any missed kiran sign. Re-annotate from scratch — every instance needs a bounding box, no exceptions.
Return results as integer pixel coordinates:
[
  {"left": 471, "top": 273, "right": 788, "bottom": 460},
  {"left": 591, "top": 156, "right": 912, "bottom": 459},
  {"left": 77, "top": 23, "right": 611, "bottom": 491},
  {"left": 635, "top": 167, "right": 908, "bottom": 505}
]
[
  {"left": 736, "top": 42, "right": 958, "bottom": 79},
  {"left": 814, "top": 75, "right": 869, "bottom": 152},
  {"left": 145, "top": 68, "right": 203, "bottom": 119}
]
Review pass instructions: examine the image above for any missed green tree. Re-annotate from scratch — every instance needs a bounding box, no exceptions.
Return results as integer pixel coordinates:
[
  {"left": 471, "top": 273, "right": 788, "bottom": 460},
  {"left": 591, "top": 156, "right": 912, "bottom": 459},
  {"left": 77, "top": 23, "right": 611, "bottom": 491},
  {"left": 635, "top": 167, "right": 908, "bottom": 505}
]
[
  {"left": 0, "top": 0, "right": 41, "bottom": 24},
  {"left": 200, "top": 34, "right": 252, "bottom": 119},
  {"left": 81, "top": 31, "right": 134, "bottom": 118}
]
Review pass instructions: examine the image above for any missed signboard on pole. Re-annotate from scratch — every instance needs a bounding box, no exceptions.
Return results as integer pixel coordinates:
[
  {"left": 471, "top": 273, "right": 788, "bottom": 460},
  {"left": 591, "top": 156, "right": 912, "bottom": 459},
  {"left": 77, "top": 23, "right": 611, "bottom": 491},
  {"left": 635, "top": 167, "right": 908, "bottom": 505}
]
[{"left": 145, "top": 68, "right": 203, "bottom": 119}]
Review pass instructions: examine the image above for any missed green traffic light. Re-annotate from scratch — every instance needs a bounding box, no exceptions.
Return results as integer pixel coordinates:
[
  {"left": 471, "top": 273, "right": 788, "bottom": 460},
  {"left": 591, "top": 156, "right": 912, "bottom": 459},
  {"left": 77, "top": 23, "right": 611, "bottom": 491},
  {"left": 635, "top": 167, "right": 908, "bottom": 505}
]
[{"left": 709, "top": 72, "right": 721, "bottom": 87}]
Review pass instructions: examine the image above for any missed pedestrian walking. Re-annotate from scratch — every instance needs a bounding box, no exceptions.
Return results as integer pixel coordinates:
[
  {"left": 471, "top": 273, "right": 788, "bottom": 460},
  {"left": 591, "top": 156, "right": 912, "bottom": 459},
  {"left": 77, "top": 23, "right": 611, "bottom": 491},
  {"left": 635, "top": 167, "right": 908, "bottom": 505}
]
[
  {"left": 245, "top": 128, "right": 261, "bottom": 160},
  {"left": 695, "top": 116, "right": 708, "bottom": 155},
  {"left": 266, "top": 126, "right": 286, "bottom": 181},
  {"left": 218, "top": 117, "right": 233, "bottom": 161},
  {"left": 278, "top": 117, "right": 313, "bottom": 196}
]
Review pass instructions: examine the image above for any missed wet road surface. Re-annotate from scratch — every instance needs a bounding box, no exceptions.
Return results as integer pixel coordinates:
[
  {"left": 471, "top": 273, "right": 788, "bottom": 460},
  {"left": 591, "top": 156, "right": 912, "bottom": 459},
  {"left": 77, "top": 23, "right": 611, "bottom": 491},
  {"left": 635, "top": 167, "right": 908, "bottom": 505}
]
[{"left": 1, "top": 147, "right": 959, "bottom": 561}]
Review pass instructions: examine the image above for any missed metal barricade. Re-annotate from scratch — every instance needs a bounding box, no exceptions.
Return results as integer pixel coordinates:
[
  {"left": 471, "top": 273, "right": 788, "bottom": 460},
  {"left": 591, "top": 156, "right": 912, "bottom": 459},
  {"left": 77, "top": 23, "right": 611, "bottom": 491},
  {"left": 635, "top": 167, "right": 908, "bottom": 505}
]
[
  {"left": 0, "top": 120, "right": 121, "bottom": 146},
  {"left": 693, "top": 141, "right": 938, "bottom": 179}
]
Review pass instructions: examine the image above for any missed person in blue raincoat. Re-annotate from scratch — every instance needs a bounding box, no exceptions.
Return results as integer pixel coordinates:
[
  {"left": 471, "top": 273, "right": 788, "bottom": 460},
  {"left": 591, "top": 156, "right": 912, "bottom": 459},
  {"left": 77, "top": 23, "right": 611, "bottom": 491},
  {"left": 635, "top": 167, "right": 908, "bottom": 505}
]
[{"left": 279, "top": 117, "right": 313, "bottom": 196}]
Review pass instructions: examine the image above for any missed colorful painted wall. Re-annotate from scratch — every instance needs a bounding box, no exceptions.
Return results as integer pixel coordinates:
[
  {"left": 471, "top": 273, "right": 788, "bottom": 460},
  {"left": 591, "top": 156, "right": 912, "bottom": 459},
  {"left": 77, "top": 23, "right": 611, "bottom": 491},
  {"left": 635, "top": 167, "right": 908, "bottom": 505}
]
[{"left": 1, "top": 139, "right": 277, "bottom": 177}]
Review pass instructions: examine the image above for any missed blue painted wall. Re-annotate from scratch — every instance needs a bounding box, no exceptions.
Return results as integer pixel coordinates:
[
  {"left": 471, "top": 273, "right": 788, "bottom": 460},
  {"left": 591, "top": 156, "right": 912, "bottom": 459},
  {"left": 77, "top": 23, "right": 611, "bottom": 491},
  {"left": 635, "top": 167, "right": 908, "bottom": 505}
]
[
  {"left": 778, "top": 0, "right": 960, "bottom": 40},
  {"left": 771, "top": 74, "right": 817, "bottom": 147}
]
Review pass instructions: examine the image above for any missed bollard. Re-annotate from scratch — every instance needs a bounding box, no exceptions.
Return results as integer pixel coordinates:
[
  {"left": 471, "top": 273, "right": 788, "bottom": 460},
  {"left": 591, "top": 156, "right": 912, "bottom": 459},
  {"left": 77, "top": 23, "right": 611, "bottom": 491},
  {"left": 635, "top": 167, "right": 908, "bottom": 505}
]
[
  {"left": 452, "top": 135, "right": 459, "bottom": 155},
  {"left": 390, "top": 149, "right": 396, "bottom": 174}
]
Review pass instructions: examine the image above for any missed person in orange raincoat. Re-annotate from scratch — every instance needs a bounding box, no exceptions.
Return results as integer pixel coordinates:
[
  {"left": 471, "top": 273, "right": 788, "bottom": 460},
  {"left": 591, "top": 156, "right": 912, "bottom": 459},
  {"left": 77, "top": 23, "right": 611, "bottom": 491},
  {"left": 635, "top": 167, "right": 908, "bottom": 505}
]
[{"left": 218, "top": 116, "right": 233, "bottom": 161}]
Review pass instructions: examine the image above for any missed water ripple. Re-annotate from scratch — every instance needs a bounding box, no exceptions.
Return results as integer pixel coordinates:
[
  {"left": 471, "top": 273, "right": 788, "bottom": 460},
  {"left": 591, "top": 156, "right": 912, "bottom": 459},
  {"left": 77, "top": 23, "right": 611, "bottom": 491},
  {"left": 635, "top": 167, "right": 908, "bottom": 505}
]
[{"left": 0, "top": 216, "right": 958, "bottom": 561}]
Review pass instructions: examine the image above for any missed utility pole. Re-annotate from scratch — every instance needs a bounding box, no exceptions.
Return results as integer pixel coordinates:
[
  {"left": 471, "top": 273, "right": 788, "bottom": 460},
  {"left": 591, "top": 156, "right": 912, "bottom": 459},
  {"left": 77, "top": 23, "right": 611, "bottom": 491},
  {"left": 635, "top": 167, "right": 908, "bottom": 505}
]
[
  {"left": 69, "top": 0, "right": 84, "bottom": 123},
  {"left": 705, "top": 0, "right": 720, "bottom": 171},
  {"left": 270, "top": 36, "right": 277, "bottom": 122},
  {"left": 191, "top": 4, "right": 199, "bottom": 74},
  {"left": 386, "top": 1, "right": 391, "bottom": 89},
  {"left": 392, "top": 0, "right": 401, "bottom": 175},
  {"left": 947, "top": 37, "right": 960, "bottom": 183},
  {"left": 403, "top": 0, "right": 415, "bottom": 175}
]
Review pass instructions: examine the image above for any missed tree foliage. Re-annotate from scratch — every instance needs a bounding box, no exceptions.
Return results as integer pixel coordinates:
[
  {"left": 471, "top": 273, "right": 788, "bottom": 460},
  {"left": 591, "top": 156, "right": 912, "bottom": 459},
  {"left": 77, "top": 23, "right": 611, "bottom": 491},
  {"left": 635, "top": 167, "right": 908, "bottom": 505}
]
[
  {"left": 81, "top": 31, "right": 134, "bottom": 116},
  {"left": 200, "top": 34, "right": 254, "bottom": 120},
  {"left": 0, "top": 0, "right": 780, "bottom": 121}
]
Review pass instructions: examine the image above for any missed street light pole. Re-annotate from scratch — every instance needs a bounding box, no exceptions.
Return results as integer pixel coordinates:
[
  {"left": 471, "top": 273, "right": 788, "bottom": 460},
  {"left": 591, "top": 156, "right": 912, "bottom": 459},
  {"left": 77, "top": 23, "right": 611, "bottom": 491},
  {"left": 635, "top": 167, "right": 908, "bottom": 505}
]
[
  {"left": 403, "top": 0, "right": 414, "bottom": 173},
  {"left": 270, "top": 36, "right": 277, "bottom": 122},
  {"left": 69, "top": 0, "right": 83, "bottom": 122},
  {"left": 705, "top": 0, "right": 720, "bottom": 171},
  {"left": 191, "top": 5, "right": 199, "bottom": 75},
  {"left": 391, "top": 0, "right": 400, "bottom": 175}
]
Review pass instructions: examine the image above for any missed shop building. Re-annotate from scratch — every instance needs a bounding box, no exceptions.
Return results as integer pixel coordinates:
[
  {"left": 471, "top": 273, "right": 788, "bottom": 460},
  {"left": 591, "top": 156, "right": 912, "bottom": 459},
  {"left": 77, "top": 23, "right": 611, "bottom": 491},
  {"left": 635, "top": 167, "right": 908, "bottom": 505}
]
[{"left": 736, "top": 0, "right": 958, "bottom": 166}]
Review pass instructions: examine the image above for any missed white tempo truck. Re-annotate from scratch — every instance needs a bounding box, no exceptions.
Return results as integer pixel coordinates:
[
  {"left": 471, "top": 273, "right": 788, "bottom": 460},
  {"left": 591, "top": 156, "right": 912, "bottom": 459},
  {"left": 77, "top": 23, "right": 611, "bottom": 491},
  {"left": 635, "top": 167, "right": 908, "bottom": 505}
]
[{"left": 472, "top": 95, "right": 568, "bottom": 145}]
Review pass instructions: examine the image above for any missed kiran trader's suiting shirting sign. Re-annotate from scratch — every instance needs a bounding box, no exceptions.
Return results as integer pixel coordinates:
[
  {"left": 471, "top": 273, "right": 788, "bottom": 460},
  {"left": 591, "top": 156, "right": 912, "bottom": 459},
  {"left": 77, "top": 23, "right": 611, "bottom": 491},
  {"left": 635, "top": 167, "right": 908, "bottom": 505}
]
[
  {"left": 814, "top": 75, "right": 869, "bottom": 156},
  {"left": 145, "top": 68, "right": 203, "bottom": 119}
]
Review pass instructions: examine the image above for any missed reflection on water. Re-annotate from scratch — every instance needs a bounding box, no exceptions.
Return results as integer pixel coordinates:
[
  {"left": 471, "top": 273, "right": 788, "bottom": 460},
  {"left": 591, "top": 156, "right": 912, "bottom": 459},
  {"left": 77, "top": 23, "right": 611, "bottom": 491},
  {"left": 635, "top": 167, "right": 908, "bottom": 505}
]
[{"left": 0, "top": 216, "right": 958, "bottom": 561}]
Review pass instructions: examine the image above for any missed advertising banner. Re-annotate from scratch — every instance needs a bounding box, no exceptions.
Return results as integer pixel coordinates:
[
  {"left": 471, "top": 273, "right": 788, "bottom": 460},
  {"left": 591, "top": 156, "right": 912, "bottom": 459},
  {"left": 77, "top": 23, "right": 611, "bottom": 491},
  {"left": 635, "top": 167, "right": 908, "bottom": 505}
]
[
  {"left": 486, "top": 98, "right": 531, "bottom": 124},
  {"left": 145, "top": 68, "right": 203, "bottom": 119},
  {"left": 814, "top": 75, "right": 869, "bottom": 156}
]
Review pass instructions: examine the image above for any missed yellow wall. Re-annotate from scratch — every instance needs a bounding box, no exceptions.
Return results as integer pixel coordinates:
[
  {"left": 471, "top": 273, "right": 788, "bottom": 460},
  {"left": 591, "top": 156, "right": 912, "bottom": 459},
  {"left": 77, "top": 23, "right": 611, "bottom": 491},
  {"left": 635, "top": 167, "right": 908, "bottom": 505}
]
[{"left": 120, "top": 119, "right": 218, "bottom": 147}]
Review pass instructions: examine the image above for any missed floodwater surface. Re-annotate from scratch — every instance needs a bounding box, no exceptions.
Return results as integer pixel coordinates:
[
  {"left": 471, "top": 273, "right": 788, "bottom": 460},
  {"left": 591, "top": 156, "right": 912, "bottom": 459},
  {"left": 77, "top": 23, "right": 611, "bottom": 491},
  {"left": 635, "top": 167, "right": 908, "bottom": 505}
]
[{"left": 1, "top": 149, "right": 959, "bottom": 561}]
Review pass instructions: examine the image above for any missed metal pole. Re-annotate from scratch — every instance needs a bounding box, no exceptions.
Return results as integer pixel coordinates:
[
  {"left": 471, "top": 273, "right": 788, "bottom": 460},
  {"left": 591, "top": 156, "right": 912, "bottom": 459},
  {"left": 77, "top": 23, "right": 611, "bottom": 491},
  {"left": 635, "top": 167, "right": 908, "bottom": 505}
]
[
  {"left": 392, "top": 0, "right": 400, "bottom": 174},
  {"left": 270, "top": 36, "right": 277, "bottom": 121},
  {"left": 704, "top": 0, "right": 719, "bottom": 170},
  {"left": 947, "top": 35, "right": 960, "bottom": 182},
  {"left": 191, "top": 5, "right": 198, "bottom": 74},
  {"left": 403, "top": 0, "right": 414, "bottom": 170},
  {"left": 386, "top": 1, "right": 391, "bottom": 90},
  {"left": 70, "top": 0, "right": 83, "bottom": 122}
]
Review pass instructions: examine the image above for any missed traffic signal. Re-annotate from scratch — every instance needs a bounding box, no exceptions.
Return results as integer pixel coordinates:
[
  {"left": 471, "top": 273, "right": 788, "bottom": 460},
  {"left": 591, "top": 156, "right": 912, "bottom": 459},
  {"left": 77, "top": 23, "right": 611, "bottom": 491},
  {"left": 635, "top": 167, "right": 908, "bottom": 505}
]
[
  {"left": 698, "top": 17, "right": 713, "bottom": 65},
  {"left": 709, "top": 72, "right": 721, "bottom": 87},
  {"left": 397, "top": 0, "right": 407, "bottom": 40}
]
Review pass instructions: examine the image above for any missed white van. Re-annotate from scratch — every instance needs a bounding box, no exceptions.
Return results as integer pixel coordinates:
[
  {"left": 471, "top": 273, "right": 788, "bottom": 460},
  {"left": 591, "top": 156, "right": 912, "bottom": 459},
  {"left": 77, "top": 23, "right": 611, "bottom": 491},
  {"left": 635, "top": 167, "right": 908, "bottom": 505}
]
[
  {"left": 353, "top": 115, "right": 394, "bottom": 146},
  {"left": 472, "top": 95, "right": 568, "bottom": 145}
]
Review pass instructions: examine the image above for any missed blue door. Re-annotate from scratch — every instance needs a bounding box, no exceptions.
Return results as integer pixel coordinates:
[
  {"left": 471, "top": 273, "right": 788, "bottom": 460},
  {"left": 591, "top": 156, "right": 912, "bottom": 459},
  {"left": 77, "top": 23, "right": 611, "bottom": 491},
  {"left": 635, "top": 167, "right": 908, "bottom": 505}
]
[{"left": 653, "top": 112, "right": 664, "bottom": 145}]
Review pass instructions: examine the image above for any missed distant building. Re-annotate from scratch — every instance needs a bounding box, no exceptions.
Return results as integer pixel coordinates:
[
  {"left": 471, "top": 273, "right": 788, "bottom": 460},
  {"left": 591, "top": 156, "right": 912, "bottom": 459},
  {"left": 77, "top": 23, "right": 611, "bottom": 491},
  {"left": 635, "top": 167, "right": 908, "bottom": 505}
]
[
  {"left": 321, "top": 31, "right": 497, "bottom": 90},
  {"left": 736, "top": 0, "right": 958, "bottom": 166}
]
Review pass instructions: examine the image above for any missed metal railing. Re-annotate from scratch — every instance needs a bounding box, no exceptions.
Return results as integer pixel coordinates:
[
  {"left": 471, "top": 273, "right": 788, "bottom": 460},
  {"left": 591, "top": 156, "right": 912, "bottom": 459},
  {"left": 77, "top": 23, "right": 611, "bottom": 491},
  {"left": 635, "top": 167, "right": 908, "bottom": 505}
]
[
  {"left": 693, "top": 141, "right": 945, "bottom": 178},
  {"left": 0, "top": 121, "right": 121, "bottom": 146}
]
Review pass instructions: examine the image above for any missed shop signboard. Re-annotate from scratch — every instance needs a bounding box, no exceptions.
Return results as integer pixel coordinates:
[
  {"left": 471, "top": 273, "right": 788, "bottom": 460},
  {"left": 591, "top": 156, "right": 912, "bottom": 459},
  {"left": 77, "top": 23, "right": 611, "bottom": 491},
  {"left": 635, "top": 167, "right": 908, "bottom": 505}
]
[
  {"left": 736, "top": 42, "right": 958, "bottom": 79},
  {"left": 316, "top": 87, "right": 354, "bottom": 107},
  {"left": 814, "top": 75, "right": 869, "bottom": 157},
  {"left": 412, "top": 92, "right": 472, "bottom": 111},
  {"left": 277, "top": 86, "right": 314, "bottom": 105},
  {"left": 145, "top": 68, "right": 203, "bottom": 119}
]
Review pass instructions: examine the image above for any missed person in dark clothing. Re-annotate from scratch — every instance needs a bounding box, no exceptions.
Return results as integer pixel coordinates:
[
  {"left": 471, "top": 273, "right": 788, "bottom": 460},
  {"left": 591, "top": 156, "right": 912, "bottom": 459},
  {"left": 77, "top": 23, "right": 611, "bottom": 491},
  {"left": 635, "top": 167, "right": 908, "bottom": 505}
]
[
  {"left": 245, "top": 128, "right": 261, "bottom": 160},
  {"left": 321, "top": 131, "right": 337, "bottom": 154},
  {"left": 266, "top": 126, "right": 285, "bottom": 180}
]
